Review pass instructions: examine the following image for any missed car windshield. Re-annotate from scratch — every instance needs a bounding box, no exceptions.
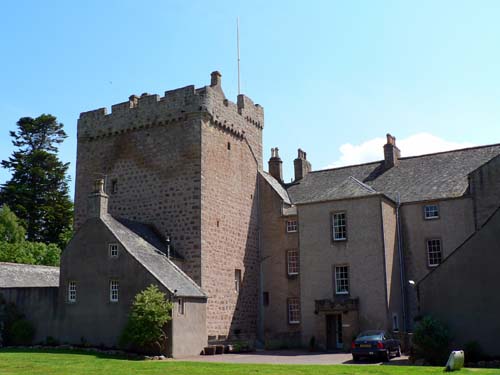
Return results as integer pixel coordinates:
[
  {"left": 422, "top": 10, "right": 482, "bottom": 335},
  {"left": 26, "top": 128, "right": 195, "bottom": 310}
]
[{"left": 356, "top": 331, "right": 384, "bottom": 341}]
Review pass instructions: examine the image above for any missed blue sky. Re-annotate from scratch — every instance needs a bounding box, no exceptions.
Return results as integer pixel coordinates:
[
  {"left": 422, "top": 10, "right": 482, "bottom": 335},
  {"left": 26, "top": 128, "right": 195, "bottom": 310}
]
[{"left": 1, "top": 0, "right": 500, "bottom": 196}]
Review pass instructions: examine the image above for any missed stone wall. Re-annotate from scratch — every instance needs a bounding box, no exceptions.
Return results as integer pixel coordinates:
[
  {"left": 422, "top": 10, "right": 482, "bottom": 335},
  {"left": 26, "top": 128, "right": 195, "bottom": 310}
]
[
  {"left": 0, "top": 287, "right": 59, "bottom": 344},
  {"left": 259, "top": 174, "right": 301, "bottom": 345},
  {"left": 418, "top": 206, "right": 500, "bottom": 356},
  {"left": 297, "top": 196, "right": 391, "bottom": 347},
  {"left": 469, "top": 154, "right": 500, "bottom": 229},
  {"left": 400, "top": 197, "right": 475, "bottom": 329},
  {"left": 199, "top": 96, "right": 262, "bottom": 339}
]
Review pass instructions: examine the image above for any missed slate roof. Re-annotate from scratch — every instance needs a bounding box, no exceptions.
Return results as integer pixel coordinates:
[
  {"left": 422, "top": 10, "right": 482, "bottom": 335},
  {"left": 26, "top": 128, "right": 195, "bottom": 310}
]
[
  {"left": 287, "top": 144, "right": 500, "bottom": 205},
  {"left": 0, "top": 262, "right": 59, "bottom": 288},
  {"left": 260, "top": 171, "right": 291, "bottom": 204},
  {"left": 101, "top": 215, "right": 206, "bottom": 298},
  {"left": 116, "top": 218, "right": 184, "bottom": 260}
]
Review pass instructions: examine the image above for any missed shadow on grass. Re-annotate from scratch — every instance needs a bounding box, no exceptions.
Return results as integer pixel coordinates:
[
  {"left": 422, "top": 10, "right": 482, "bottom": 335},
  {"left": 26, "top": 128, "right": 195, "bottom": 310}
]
[
  {"left": 0, "top": 347, "right": 142, "bottom": 361},
  {"left": 343, "top": 357, "right": 411, "bottom": 366}
]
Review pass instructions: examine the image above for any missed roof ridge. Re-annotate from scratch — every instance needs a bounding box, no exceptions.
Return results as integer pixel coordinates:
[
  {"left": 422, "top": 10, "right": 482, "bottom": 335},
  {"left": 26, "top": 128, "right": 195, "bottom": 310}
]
[
  {"left": 398, "top": 142, "right": 500, "bottom": 160},
  {"left": 310, "top": 142, "right": 500, "bottom": 175},
  {"left": 0, "top": 262, "right": 59, "bottom": 270}
]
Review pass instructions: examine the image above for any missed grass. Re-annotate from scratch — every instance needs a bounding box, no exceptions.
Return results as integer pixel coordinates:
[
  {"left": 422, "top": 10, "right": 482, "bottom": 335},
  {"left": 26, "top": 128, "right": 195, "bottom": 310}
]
[{"left": 0, "top": 349, "right": 498, "bottom": 375}]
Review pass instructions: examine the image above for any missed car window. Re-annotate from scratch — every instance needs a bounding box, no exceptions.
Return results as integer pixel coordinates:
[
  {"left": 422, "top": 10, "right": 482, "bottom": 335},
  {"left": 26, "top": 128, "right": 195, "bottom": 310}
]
[{"left": 357, "top": 333, "right": 383, "bottom": 340}]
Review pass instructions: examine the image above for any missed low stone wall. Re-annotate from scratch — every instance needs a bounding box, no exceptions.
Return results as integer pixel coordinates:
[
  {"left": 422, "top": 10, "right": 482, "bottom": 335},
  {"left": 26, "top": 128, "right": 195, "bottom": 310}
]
[{"left": 0, "top": 287, "right": 59, "bottom": 344}]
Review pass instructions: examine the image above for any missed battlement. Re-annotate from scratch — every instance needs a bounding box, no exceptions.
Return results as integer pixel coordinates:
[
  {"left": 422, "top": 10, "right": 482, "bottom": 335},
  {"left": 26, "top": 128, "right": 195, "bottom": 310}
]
[{"left": 78, "top": 72, "right": 264, "bottom": 140}]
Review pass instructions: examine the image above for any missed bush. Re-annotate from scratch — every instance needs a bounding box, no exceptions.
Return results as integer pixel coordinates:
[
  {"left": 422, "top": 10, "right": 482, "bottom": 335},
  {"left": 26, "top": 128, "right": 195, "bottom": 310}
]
[
  {"left": 412, "top": 316, "right": 451, "bottom": 365},
  {"left": 8, "top": 319, "right": 35, "bottom": 345},
  {"left": 120, "top": 285, "right": 172, "bottom": 354},
  {"left": 464, "top": 341, "right": 485, "bottom": 363}
]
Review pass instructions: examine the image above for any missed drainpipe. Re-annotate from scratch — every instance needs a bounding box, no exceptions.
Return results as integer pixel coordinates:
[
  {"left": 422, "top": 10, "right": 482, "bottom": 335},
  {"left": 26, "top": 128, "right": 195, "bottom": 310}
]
[{"left": 396, "top": 192, "right": 408, "bottom": 333}]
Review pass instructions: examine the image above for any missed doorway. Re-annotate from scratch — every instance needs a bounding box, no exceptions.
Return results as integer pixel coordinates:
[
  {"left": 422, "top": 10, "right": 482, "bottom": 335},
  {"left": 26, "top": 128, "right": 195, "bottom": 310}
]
[{"left": 326, "top": 314, "right": 343, "bottom": 350}]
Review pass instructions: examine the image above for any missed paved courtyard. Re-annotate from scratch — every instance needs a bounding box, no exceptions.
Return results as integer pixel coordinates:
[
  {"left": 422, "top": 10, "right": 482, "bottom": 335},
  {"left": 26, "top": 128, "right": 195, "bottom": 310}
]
[{"left": 181, "top": 350, "right": 410, "bottom": 365}]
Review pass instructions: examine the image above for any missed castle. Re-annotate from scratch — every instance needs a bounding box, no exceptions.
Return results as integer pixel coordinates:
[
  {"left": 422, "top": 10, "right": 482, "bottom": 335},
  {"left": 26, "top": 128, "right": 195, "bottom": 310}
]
[{"left": 1, "top": 71, "right": 499, "bottom": 357}]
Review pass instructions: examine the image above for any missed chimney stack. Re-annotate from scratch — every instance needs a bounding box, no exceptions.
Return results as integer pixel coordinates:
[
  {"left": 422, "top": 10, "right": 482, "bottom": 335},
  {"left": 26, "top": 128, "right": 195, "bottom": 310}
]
[
  {"left": 383, "top": 133, "right": 401, "bottom": 169},
  {"left": 268, "top": 147, "right": 283, "bottom": 182},
  {"left": 210, "top": 71, "right": 222, "bottom": 87},
  {"left": 87, "top": 179, "right": 109, "bottom": 218},
  {"left": 294, "top": 148, "right": 312, "bottom": 181}
]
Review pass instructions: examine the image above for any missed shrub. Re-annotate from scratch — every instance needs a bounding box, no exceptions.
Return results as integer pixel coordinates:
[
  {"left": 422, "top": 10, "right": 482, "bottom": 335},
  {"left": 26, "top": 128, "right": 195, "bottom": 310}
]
[
  {"left": 120, "top": 285, "right": 172, "bottom": 354},
  {"left": 464, "top": 340, "right": 485, "bottom": 363},
  {"left": 9, "top": 319, "right": 35, "bottom": 345},
  {"left": 412, "top": 315, "right": 451, "bottom": 365}
]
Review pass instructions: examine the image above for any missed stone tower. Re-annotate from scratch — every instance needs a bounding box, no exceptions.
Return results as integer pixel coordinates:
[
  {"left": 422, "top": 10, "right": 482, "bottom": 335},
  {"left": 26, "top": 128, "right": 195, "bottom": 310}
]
[{"left": 75, "top": 72, "right": 264, "bottom": 340}]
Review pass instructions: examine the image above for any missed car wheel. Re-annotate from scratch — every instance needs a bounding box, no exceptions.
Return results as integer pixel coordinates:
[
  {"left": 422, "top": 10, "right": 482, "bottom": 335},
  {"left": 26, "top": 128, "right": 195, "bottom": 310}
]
[
  {"left": 395, "top": 346, "right": 402, "bottom": 358},
  {"left": 352, "top": 355, "right": 360, "bottom": 362}
]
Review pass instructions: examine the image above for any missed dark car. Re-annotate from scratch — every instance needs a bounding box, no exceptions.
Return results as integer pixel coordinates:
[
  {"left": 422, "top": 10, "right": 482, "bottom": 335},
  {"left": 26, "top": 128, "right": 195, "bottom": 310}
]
[{"left": 351, "top": 330, "right": 401, "bottom": 361}]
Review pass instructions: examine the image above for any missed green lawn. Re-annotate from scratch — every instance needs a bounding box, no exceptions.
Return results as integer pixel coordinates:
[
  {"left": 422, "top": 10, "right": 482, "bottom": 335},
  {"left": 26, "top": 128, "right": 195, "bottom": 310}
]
[{"left": 0, "top": 349, "right": 497, "bottom": 375}]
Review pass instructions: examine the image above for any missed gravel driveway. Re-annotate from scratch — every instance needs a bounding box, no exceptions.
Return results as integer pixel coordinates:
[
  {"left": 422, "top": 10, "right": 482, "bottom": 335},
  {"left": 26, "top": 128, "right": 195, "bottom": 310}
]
[{"left": 180, "top": 350, "right": 410, "bottom": 365}]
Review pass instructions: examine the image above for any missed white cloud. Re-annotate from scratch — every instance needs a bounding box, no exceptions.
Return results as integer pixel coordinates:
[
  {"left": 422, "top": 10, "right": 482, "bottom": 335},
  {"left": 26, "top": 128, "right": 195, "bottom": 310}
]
[{"left": 327, "top": 132, "right": 475, "bottom": 168}]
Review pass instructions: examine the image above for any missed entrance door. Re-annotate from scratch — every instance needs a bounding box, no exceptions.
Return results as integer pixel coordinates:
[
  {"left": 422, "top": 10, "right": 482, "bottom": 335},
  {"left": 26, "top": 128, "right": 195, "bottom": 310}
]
[{"left": 326, "top": 314, "right": 343, "bottom": 350}]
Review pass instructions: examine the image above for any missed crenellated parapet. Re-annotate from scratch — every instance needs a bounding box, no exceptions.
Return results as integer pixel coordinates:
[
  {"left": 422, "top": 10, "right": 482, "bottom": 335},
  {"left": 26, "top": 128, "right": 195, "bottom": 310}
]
[{"left": 78, "top": 72, "right": 264, "bottom": 141}]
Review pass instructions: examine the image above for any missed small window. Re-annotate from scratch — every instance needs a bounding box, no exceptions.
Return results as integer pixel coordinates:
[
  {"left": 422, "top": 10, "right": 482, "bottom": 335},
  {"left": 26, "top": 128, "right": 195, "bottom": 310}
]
[
  {"left": 109, "top": 243, "right": 119, "bottom": 258},
  {"left": 392, "top": 313, "right": 399, "bottom": 332},
  {"left": 334, "top": 265, "right": 349, "bottom": 295},
  {"left": 110, "top": 280, "right": 119, "bottom": 302},
  {"left": 234, "top": 269, "right": 241, "bottom": 293},
  {"left": 288, "top": 298, "right": 300, "bottom": 324},
  {"left": 427, "top": 239, "right": 442, "bottom": 267},
  {"left": 286, "top": 220, "right": 298, "bottom": 233},
  {"left": 111, "top": 179, "right": 118, "bottom": 194},
  {"left": 227, "top": 142, "right": 231, "bottom": 150},
  {"left": 68, "top": 281, "right": 77, "bottom": 303},
  {"left": 332, "top": 212, "right": 347, "bottom": 241},
  {"left": 263, "top": 292, "right": 269, "bottom": 306},
  {"left": 287, "top": 249, "right": 299, "bottom": 276},
  {"left": 178, "top": 298, "right": 185, "bottom": 315},
  {"left": 424, "top": 204, "right": 439, "bottom": 220}
]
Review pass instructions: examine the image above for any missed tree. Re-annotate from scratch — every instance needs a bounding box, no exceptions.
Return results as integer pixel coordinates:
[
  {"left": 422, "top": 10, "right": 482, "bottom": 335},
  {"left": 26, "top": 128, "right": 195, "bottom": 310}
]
[
  {"left": 0, "top": 205, "right": 26, "bottom": 243},
  {"left": 120, "top": 285, "right": 173, "bottom": 353},
  {"left": 0, "top": 114, "right": 73, "bottom": 248}
]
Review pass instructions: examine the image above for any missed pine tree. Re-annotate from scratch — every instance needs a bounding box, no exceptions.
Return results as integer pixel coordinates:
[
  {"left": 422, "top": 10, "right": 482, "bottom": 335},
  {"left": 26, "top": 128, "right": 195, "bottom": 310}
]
[{"left": 0, "top": 114, "right": 73, "bottom": 248}]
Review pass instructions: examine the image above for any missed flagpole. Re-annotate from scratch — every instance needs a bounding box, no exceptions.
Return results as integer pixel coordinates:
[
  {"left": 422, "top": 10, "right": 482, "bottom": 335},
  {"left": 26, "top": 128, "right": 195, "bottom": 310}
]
[{"left": 237, "top": 17, "right": 241, "bottom": 95}]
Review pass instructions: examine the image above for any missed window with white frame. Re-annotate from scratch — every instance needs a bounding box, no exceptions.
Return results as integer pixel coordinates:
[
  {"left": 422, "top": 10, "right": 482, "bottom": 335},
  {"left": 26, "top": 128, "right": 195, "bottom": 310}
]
[
  {"left": 427, "top": 239, "right": 442, "bottom": 267},
  {"left": 68, "top": 281, "right": 77, "bottom": 303},
  {"left": 332, "top": 212, "right": 347, "bottom": 241},
  {"left": 287, "top": 249, "right": 299, "bottom": 275},
  {"left": 178, "top": 298, "right": 185, "bottom": 315},
  {"left": 424, "top": 204, "right": 439, "bottom": 220},
  {"left": 110, "top": 280, "right": 119, "bottom": 302},
  {"left": 109, "top": 243, "right": 119, "bottom": 258},
  {"left": 286, "top": 219, "right": 298, "bottom": 233},
  {"left": 287, "top": 298, "right": 300, "bottom": 324},
  {"left": 334, "top": 265, "right": 349, "bottom": 295},
  {"left": 234, "top": 269, "right": 241, "bottom": 293}
]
